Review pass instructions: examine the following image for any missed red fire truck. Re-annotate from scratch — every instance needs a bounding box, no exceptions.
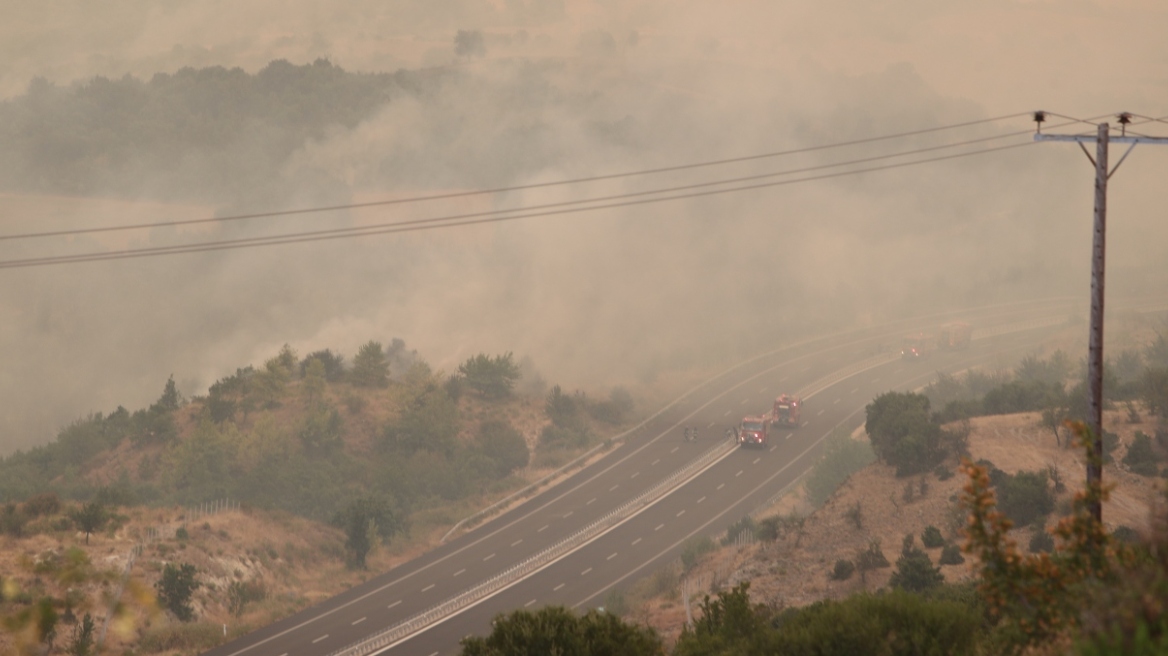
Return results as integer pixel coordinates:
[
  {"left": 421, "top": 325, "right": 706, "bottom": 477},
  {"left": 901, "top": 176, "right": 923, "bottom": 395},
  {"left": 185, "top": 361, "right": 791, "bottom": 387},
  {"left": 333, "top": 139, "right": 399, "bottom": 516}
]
[
  {"left": 737, "top": 415, "right": 769, "bottom": 448},
  {"left": 938, "top": 322, "right": 971, "bottom": 350},
  {"left": 772, "top": 394, "right": 802, "bottom": 427}
]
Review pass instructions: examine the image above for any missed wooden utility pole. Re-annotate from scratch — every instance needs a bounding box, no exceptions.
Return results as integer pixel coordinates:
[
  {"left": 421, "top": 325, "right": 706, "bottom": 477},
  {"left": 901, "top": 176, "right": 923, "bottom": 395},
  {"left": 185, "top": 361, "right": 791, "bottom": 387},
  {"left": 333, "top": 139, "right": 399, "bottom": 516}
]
[{"left": 1034, "top": 113, "right": 1168, "bottom": 523}]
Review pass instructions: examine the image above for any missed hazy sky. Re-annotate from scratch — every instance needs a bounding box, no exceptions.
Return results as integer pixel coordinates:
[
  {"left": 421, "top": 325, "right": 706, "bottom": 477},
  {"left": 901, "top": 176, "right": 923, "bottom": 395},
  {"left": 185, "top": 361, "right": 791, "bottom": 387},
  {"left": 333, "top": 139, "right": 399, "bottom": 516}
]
[{"left": 1, "top": 0, "right": 1165, "bottom": 455}]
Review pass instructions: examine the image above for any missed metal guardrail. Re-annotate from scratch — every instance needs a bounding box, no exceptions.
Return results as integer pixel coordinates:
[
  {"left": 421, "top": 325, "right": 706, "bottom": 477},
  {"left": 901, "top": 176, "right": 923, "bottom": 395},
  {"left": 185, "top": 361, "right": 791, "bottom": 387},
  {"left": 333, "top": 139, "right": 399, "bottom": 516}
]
[{"left": 327, "top": 438, "right": 736, "bottom": 656}]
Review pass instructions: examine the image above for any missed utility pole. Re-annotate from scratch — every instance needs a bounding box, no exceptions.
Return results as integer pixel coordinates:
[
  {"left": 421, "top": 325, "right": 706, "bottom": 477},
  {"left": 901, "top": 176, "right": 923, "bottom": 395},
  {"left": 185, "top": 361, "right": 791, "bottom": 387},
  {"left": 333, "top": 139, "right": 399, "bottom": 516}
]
[{"left": 1033, "top": 112, "right": 1168, "bottom": 524}]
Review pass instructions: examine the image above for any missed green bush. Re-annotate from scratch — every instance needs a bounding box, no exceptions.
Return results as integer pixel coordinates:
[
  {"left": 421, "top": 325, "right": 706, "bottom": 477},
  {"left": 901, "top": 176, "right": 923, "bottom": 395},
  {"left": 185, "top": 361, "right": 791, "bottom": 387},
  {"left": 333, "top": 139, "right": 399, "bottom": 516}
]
[
  {"left": 769, "top": 589, "right": 982, "bottom": 656},
  {"left": 138, "top": 621, "right": 224, "bottom": 652},
  {"left": 939, "top": 544, "right": 965, "bottom": 565},
  {"left": 922, "top": 525, "right": 945, "bottom": 549},
  {"left": 996, "top": 469, "right": 1054, "bottom": 527},
  {"left": 350, "top": 341, "right": 389, "bottom": 388},
  {"left": 805, "top": 428, "right": 876, "bottom": 506},
  {"left": 830, "top": 559, "right": 855, "bottom": 581},
  {"left": 722, "top": 516, "right": 757, "bottom": 546},
  {"left": 475, "top": 420, "right": 529, "bottom": 477},
  {"left": 865, "top": 392, "right": 947, "bottom": 476},
  {"left": 1028, "top": 529, "right": 1054, "bottom": 553},
  {"left": 680, "top": 535, "right": 716, "bottom": 571},
  {"left": 890, "top": 547, "right": 944, "bottom": 593},
  {"left": 1123, "top": 431, "right": 1162, "bottom": 477}
]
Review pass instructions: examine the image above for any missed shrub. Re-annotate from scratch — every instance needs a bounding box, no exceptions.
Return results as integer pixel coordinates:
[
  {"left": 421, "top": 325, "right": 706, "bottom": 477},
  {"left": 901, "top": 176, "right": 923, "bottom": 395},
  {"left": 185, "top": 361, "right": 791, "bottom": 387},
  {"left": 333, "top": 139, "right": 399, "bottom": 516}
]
[
  {"left": 722, "top": 516, "right": 757, "bottom": 546},
  {"left": 890, "top": 547, "right": 944, "bottom": 593},
  {"left": 770, "top": 589, "right": 982, "bottom": 656},
  {"left": 805, "top": 428, "right": 876, "bottom": 506},
  {"left": 138, "top": 622, "right": 223, "bottom": 652},
  {"left": 855, "top": 540, "right": 890, "bottom": 578},
  {"left": 939, "top": 544, "right": 965, "bottom": 565},
  {"left": 845, "top": 501, "right": 863, "bottom": 530},
  {"left": 475, "top": 420, "right": 530, "bottom": 477},
  {"left": 680, "top": 535, "right": 716, "bottom": 571},
  {"left": 865, "top": 392, "right": 947, "bottom": 476},
  {"left": 1123, "top": 431, "right": 1162, "bottom": 477},
  {"left": 1, "top": 503, "right": 28, "bottom": 537},
  {"left": 175, "top": 526, "right": 189, "bottom": 541},
  {"left": 300, "top": 349, "right": 345, "bottom": 381},
  {"left": 23, "top": 492, "right": 61, "bottom": 517},
  {"left": 922, "top": 525, "right": 945, "bottom": 549},
  {"left": 934, "top": 464, "right": 953, "bottom": 481},
  {"left": 1028, "top": 529, "right": 1054, "bottom": 553},
  {"left": 1111, "top": 526, "right": 1140, "bottom": 544},
  {"left": 156, "top": 563, "right": 200, "bottom": 621},
  {"left": 995, "top": 469, "right": 1054, "bottom": 527},
  {"left": 830, "top": 559, "right": 855, "bottom": 581}
]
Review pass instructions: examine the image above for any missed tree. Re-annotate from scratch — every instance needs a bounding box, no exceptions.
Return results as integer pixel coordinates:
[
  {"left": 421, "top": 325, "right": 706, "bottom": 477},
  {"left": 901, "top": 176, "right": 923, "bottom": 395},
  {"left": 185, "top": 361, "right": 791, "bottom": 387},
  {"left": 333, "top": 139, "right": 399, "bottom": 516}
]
[
  {"left": 156, "top": 562, "right": 200, "bottom": 621},
  {"left": 251, "top": 356, "right": 292, "bottom": 408},
  {"left": 335, "top": 496, "right": 405, "bottom": 569},
  {"left": 458, "top": 353, "right": 521, "bottom": 400},
  {"left": 475, "top": 420, "right": 529, "bottom": 477},
  {"left": 461, "top": 605, "right": 662, "bottom": 656},
  {"left": 1139, "top": 367, "right": 1168, "bottom": 417},
  {"left": 70, "top": 502, "right": 108, "bottom": 544},
  {"left": 890, "top": 546, "right": 944, "bottom": 593},
  {"left": 865, "top": 392, "right": 945, "bottom": 476},
  {"left": 995, "top": 469, "right": 1054, "bottom": 527},
  {"left": 303, "top": 357, "right": 327, "bottom": 404},
  {"left": 382, "top": 381, "right": 460, "bottom": 457},
  {"left": 351, "top": 341, "right": 389, "bottom": 388},
  {"left": 675, "top": 583, "right": 771, "bottom": 656},
  {"left": 66, "top": 613, "right": 96, "bottom": 656},
  {"left": 301, "top": 349, "right": 346, "bottom": 381},
  {"left": 545, "top": 385, "right": 578, "bottom": 428}
]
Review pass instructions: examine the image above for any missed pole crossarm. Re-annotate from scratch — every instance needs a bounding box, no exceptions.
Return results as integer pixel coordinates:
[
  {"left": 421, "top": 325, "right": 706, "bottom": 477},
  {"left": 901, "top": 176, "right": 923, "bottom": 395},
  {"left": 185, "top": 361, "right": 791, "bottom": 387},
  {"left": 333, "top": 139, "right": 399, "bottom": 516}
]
[{"left": 1034, "top": 134, "right": 1168, "bottom": 144}]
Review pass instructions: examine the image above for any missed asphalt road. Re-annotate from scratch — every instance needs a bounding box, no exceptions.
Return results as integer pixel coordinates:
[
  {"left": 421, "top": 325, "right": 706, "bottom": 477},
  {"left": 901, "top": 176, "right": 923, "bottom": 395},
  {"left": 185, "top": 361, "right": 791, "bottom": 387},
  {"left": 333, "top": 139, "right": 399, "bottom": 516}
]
[{"left": 202, "top": 299, "right": 1096, "bottom": 656}]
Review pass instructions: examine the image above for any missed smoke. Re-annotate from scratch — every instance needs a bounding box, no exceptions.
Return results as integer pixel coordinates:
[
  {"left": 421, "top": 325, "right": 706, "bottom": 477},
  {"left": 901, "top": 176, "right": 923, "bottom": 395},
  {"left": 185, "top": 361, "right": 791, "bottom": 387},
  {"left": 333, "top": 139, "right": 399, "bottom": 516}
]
[{"left": 1, "top": 0, "right": 1166, "bottom": 456}]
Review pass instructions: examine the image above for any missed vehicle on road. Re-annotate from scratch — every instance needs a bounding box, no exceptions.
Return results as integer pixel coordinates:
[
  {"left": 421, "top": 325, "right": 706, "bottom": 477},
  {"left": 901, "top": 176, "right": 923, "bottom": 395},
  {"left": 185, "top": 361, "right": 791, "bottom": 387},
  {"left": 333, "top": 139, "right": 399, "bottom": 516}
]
[
  {"left": 737, "top": 415, "right": 769, "bottom": 447},
  {"left": 938, "top": 321, "right": 971, "bottom": 350},
  {"left": 772, "top": 394, "right": 802, "bottom": 427},
  {"left": 901, "top": 333, "right": 931, "bottom": 360}
]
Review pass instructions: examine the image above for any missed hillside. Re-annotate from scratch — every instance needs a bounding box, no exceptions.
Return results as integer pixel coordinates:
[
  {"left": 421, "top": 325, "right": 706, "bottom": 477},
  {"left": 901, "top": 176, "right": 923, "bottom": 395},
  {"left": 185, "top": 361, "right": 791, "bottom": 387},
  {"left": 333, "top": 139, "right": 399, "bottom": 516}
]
[
  {"left": 0, "top": 342, "right": 663, "bottom": 654},
  {"left": 634, "top": 408, "right": 1167, "bottom": 646}
]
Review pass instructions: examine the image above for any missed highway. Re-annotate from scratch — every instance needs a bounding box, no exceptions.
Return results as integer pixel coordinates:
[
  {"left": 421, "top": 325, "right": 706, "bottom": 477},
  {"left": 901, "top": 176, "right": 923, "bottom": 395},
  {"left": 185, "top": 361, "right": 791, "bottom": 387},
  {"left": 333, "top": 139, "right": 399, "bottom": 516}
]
[{"left": 202, "top": 298, "right": 1103, "bottom": 656}]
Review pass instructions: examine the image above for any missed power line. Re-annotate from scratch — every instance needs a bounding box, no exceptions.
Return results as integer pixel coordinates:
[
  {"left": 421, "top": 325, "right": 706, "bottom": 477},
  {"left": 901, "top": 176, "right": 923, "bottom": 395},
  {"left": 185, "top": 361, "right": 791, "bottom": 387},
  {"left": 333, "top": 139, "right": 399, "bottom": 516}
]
[
  {"left": 0, "top": 112, "right": 1034, "bottom": 242},
  {"left": 0, "top": 139, "right": 1038, "bottom": 269}
]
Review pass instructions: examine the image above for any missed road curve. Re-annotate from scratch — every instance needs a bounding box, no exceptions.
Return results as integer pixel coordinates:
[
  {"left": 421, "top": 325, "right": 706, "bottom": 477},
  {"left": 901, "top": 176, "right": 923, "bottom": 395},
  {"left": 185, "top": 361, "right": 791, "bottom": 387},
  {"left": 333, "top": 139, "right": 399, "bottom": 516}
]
[{"left": 203, "top": 298, "right": 1148, "bottom": 656}]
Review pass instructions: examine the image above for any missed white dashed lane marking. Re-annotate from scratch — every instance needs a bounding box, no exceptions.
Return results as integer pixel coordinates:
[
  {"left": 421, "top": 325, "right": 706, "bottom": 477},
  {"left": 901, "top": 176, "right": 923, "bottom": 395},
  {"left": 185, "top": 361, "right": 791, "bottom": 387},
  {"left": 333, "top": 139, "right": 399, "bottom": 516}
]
[
  {"left": 741, "top": 398, "right": 749, "bottom": 405},
  {"left": 676, "top": 510, "right": 686, "bottom": 517},
  {"left": 631, "top": 472, "right": 639, "bottom": 479},
  {"left": 834, "top": 398, "right": 840, "bottom": 404},
  {"left": 609, "top": 484, "right": 619, "bottom": 492},
  {"left": 581, "top": 568, "right": 592, "bottom": 576},
  {"left": 817, "top": 410, "right": 825, "bottom": 416},
  {"left": 632, "top": 538, "right": 642, "bottom": 545},
  {"left": 770, "top": 445, "right": 777, "bottom": 452},
  {"left": 850, "top": 388, "right": 859, "bottom": 394},
  {"left": 454, "top": 569, "right": 465, "bottom": 577},
  {"left": 698, "top": 496, "right": 706, "bottom": 503},
  {"left": 422, "top": 584, "right": 435, "bottom": 592},
  {"left": 512, "top": 539, "right": 523, "bottom": 546},
  {"left": 652, "top": 459, "right": 660, "bottom": 466},
  {"left": 484, "top": 553, "right": 495, "bottom": 561},
  {"left": 352, "top": 617, "right": 366, "bottom": 626},
  {"left": 554, "top": 583, "right": 565, "bottom": 591},
  {"left": 525, "top": 599, "right": 537, "bottom": 607},
  {"left": 759, "top": 386, "right": 768, "bottom": 393},
  {"left": 779, "top": 376, "right": 789, "bottom": 382},
  {"left": 872, "top": 377, "right": 881, "bottom": 383},
  {"left": 387, "top": 600, "right": 401, "bottom": 609},
  {"left": 753, "top": 457, "right": 760, "bottom": 464},
  {"left": 312, "top": 635, "right": 328, "bottom": 644},
  {"left": 538, "top": 525, "right": 548, "bottom": 532},
  {"left": 717, "top": 483, "right": 725, "bottom": 490},
  {"left": 707, "top": 422, "right": 716, "bottom": 429},
  {"left": 564, "top": 511, "right": 573, "bottom": 518},
  {"left": 586, "top": 498, "right": 596, "bottom": 506},
  {"left": 655, "top": 524, "right": 665, "bottom": 531},
  {"left": 607, "top": 552, "right": 618, "bottom": 560},
  {"left": 671, "top": 447, "right": 679, "bottom": 453},
  {"left": 785, "top": 433, "right": 793, "bottom": 439},
  {"left": 724, "top": 409, "right": 731, "bottom": 416},
  {"left": 736, "top": 470, "right": 743, "bottom": 477}
]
